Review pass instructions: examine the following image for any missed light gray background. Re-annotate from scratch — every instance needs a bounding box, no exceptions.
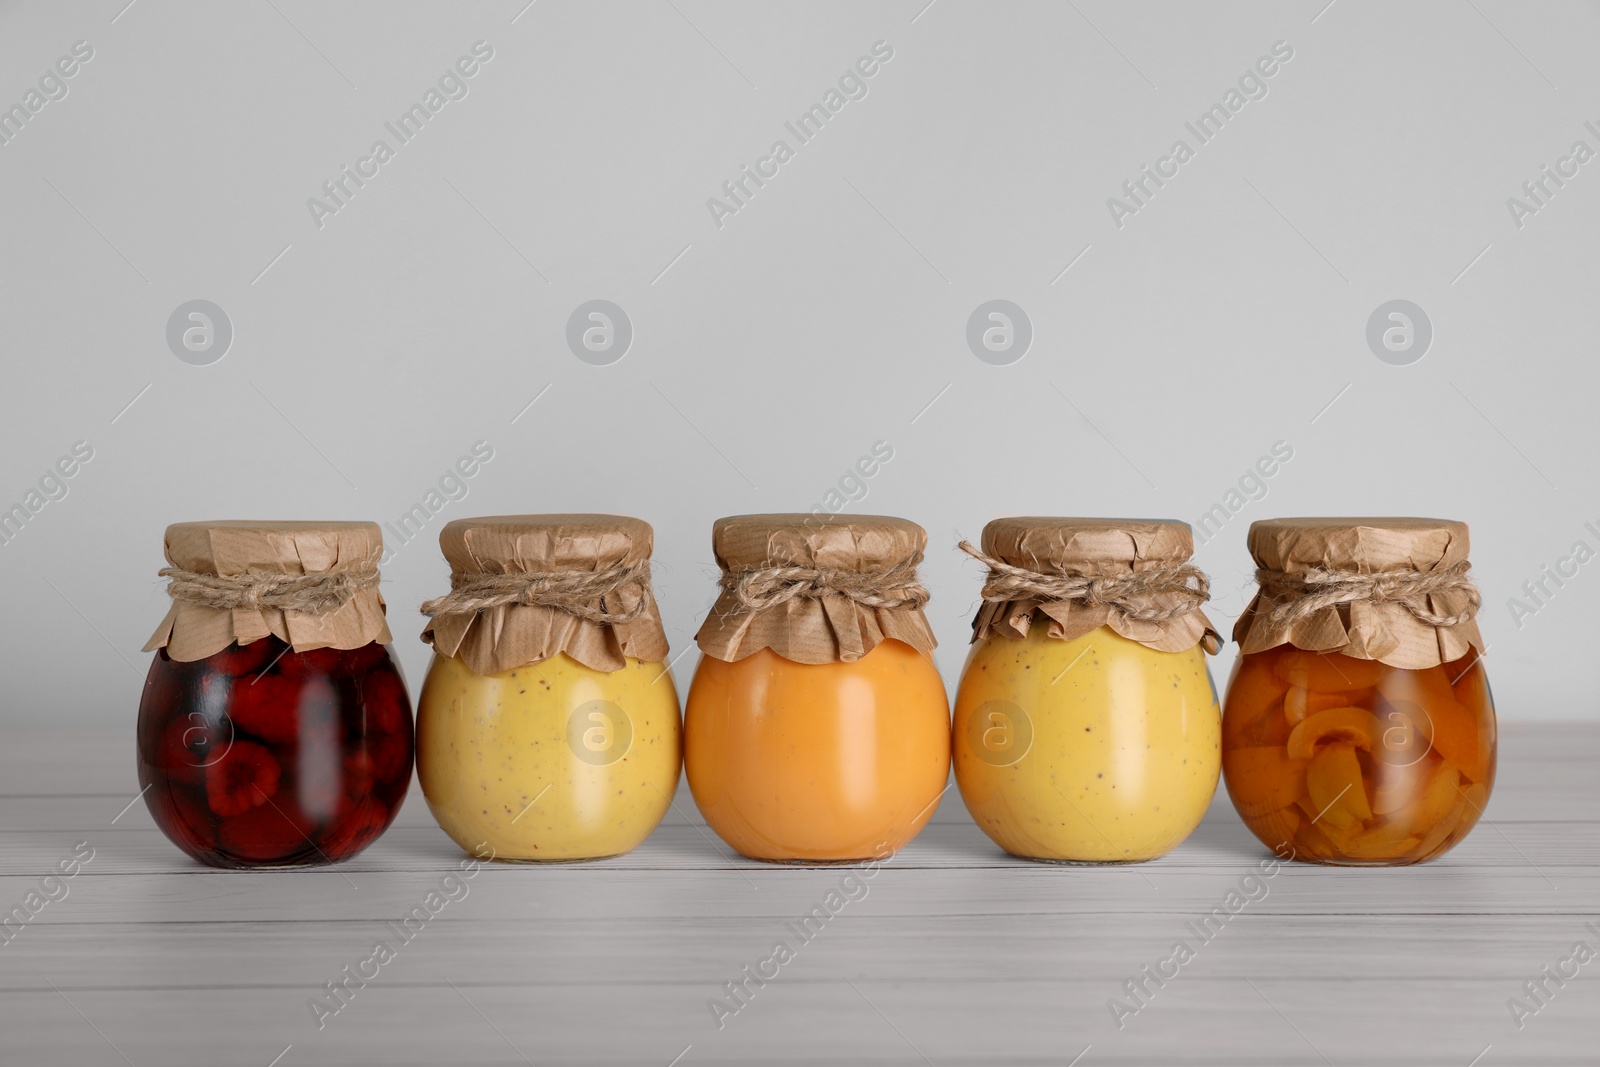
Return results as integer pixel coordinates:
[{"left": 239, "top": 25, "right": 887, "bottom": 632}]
[{"left": 3, "top": 0, "right": 1596, "bottom": 728}]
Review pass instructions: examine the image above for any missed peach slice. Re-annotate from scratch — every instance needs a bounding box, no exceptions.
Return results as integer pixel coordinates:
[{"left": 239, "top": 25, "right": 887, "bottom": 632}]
[
  {"left": 1284, "top": 686, "right": 1309, "bottom": 726},
  {"left": 1276, "top": 651, "right": 1383, "bottom": 692},
  {"left": 1224, "top": 747, "right": 1308, "bottom": 816},
  {"left": 1286, "top": 685, "right": 1376, "bottom": 726},
  {"left": 1370, "top": 699, "right": 1434, "bottom": 768},
  {"left": 1348, "top": 824, "right": 1423, "bottom": 860},
  {"left": 1380, "top": 666, "right": 1489, "bottom": 782},
  {"left": 1225, "top": 662, "right": 1290, "bottom": 746},
  {"left": 1388, "top": 760, "right": 1461, "bottom": 838},
  {"left": 1369, "top": 756, "right": 1430, "bottom": 816},
  {"left": 1334, "top": 687, "right": 1376, "bottom": 710},
  {"left": 1305, "top": 742, "right": 1373, "bottom": 828},
  {"left": 1286, "top": 707, "right": 1382, "bottom": 761},
  {"left": 1249, "top": 804, "right": 1303, "bottom": 853},
  {"left": 1450, "top": 658, "right": 1495, "bottom": 727},
  {"left": 1292, "top": 816, "right": 1340, "bottom": 860},
  {"left": 1355, "top": 816, "right": 1415, "bottom": 845},
  {"left": 1449, "top": 668, "right": 1496, "bottom": 778},
  {"left": 1295, "top": 804, "right": 1364, "bottom": 852},
  {"left": 1427, "top": 696, "right": 1490, "bottom": 783},
  {"left": 1411, "top": 792, "right": 1470, "bottom": 859}
]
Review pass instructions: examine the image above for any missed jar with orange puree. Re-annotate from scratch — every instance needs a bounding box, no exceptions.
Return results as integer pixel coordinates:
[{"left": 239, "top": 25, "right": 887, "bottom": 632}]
[
  {"left": 416, "top": 516, "right": 681, "bottom": 862},
  {"left": 1222, "top": 518, "right": 1496, "bottom": 866},
  {"left": 952, "top": 519, "right": 1222, "bottom": 863},
  {"left": 684, "top": 514, "right": 950, "bottom": 863}
]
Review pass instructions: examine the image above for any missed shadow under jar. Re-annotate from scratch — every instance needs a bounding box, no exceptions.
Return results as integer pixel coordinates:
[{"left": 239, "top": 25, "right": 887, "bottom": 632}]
[
  {"left": 1222, "top": 517, "right": 1495, "bottom": 866},
  {"left": 684, "top": 514, "right": 951, "bottom": 864},
  {"left": 415, "top": 515, "right": 681, "bottom": 863},
  {"left": 137, "top": 521, "right": 413, "bottom": 868},
  {"left": 952, "top": 518, "right": 1222, "bottom": 864}
]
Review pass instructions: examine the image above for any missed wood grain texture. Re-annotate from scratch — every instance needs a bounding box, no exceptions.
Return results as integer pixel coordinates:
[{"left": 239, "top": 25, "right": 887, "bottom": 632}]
[{"left": 1, "top": 725, "right": 1595, "bottom": 1066}]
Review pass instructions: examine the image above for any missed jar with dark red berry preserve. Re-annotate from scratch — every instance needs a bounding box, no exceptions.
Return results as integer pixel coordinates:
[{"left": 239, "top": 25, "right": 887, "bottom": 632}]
[{"left": 137, "top": 521, "right": 413, "bottom": 868}]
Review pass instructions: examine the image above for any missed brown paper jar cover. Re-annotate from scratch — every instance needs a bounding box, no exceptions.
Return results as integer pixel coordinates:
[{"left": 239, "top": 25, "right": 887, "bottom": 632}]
[
  {"left": 694, "top": 513, "right": 937, "bottom": 665},
  {"left": 1234, "top": 517, "right": 1485, "bottom": 668},
  {"left": 421, "top": 514, "right": 668, "bottom": 675},
  {"left": 144, "top": 520, "right": 392, "bottom": 662},
  {"left": 971, "top": 517, "right": 1220, "bottom": 654}
]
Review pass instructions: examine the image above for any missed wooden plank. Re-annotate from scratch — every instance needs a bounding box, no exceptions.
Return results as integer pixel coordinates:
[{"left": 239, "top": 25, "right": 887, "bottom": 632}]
[
  {"left": 0, "top": 726, "right": 1593, "bottom": 1066},
  {"left": 0, "top": 978, "right": 1592, "bottom": 1066},
  {"left": 5, "top": 913, "right": 1598, "bottom": 988},
  {"left": 0, "top": 810, "right": 1591, "bottom": 876}
]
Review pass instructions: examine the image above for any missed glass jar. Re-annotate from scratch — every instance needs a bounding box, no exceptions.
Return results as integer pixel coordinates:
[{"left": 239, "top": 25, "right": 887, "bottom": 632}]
[
  {"left": 138, "top": 521, "right": 412, "bottom": 868},
  {"left": 1222, "top": 517, "right": 1496, "bottom": 865},
  {"left": 138, "top": 639, "right": 412, "bottom": 866},
  {"left": 952, "top": 518, "right": 1221, "bottom": 863},
  {"left": 684, "top": 514, "right": 950, "bottom": 862},
  {"left": 416, "top": 515, "right": 680, "bottom": 862}
]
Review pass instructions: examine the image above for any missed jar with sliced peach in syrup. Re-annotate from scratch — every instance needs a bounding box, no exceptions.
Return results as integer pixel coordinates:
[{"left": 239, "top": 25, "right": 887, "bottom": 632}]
[{"left": 1221, "top": 518, "right": 1494, "bottom": 865}]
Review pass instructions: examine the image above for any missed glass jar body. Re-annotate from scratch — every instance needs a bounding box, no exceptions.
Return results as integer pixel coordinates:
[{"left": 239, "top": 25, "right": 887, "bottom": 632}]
[
  {"left": 1221, "top": 646, "right": 1496, "bottom": 865},
  {"left": 416, "top": 652, "right": 681, "bottom": 862},
  {"left": 683, "top": 640, "right": 950, "bottom": 863},
  {"left": 136, "top": 638, "right": 414, "bottom": 868},
  {"left": 953, "top": 625, "right": 1220, "bottom": 863}
]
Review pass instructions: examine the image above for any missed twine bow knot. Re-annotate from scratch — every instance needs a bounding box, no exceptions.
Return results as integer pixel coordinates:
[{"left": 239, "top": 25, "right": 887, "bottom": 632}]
[
  {"left": 957, "top": 541, "right": 1209, "bottom": 623},
  {"left": 1256, "top": 560, "right": 1480, "bottom": 628},
  {"left": 419, "top": 560, "right": 653, "bottom": 624},
  {"left": 718, "top": 558, "right": 929, "bottom": 612},
  {"left": 159, "top": 566, "right": 378, "bottom": 616}
]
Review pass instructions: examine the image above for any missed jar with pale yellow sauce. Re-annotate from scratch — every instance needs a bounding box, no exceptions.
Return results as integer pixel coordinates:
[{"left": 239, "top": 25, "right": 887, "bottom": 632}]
[
  {"left": 416, "top": 515, "right": 680, "bottom": 862},
  {"left": 953, "top": 518, "right": 1222, "bottom": 863}
]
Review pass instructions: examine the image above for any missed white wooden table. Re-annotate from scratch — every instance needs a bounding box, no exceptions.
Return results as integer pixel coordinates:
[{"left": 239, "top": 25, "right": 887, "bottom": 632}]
[{"left": 2, "top": 724, "right": 1594, "bottom": 1066}]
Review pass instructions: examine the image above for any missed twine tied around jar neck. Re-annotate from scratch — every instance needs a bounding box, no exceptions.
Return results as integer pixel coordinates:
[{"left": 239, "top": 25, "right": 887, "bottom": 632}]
[
  {"left": 957, "top": 541, "right": 1210, "bottom": 623},
  {"left": 718, "top": 558, "right": 930, "bottom": 613},
  {"left": 158, "top": 565, "right": 379, "bottom": 616},
  {"left": 1255, "top": 560, "right": 1480, "bottom": 628},
  {"left": 419, "top": 560, "right": 652, "bottom": 624}
]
